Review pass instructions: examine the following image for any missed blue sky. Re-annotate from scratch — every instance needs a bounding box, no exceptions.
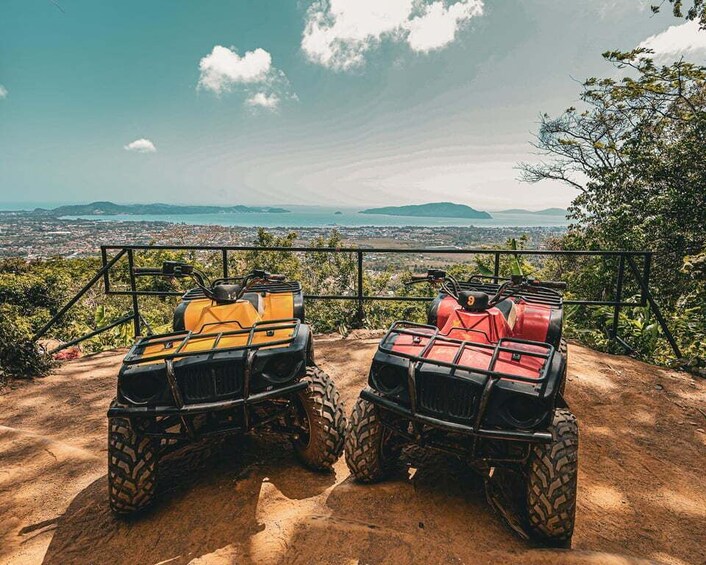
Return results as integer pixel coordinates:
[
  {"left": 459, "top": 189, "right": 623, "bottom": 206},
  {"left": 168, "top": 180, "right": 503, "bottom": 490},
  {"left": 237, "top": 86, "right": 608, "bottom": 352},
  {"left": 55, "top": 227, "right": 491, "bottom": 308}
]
[{"left": 0, "top": 1, "right": 703, "bottom": 210}]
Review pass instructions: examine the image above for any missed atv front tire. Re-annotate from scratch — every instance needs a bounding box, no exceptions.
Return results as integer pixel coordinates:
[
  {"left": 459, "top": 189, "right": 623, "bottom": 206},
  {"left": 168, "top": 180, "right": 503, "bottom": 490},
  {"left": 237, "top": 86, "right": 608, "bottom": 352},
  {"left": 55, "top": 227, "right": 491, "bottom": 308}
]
[
  {"left": 345, "top": 397, "right": 397, "bottom": 483},
  {"left": 525, "top": 407, "right": 578, "bottom": 546},
  {"left": 293, "top": 366, "right": 346, "bottom": 470},
  {"left": 108, "top": 416, "right": 158, "bottom": 514}
]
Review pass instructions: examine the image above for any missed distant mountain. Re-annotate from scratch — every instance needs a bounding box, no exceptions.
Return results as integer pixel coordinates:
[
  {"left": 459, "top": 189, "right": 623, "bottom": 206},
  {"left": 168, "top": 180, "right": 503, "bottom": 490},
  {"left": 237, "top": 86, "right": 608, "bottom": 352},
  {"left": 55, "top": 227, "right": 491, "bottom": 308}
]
[
  {"left": 360, "top": 202, "right": 491, "bottom": 219},
  {"left": 498, "top": 207, "right": 567, "bottom": 216},
  {"left": 33, "top": 201, "right": 290, "bottom": 216}
]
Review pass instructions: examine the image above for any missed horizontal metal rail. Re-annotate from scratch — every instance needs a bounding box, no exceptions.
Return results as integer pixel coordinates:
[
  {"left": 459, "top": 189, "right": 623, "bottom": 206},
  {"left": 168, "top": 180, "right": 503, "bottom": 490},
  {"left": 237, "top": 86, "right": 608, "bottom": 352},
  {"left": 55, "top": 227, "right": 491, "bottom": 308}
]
[
  {"left": 101, "top": 288, "right": 645, "bottom": 307},
  {"left": 100, "top": 243, "right": 651, "bottom": 256}
]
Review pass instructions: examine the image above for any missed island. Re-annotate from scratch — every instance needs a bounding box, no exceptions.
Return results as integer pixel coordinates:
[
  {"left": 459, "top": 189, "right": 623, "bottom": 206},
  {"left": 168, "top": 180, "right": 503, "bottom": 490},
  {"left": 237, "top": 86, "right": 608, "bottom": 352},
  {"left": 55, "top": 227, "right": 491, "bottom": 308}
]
[
  {"left": 498, "top": 208, "right": 567, "bottom": 216},
  {"left": 33, "top": 201, "right": 290, "bottom": 216},
  {"left": 360, "top": 202, "right": 491, "bottom": 219},
  {"left": 334, "top": 211, "right": 343, "bottom": 215}
]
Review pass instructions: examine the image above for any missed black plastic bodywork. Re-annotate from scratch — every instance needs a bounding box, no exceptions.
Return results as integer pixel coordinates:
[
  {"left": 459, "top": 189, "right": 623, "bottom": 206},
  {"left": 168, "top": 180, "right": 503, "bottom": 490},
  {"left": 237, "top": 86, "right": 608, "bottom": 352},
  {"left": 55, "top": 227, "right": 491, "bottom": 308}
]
[
  {"left": 108, "top": 320, "right": 311, "bottom": 442},
  {"left": 368, "top": 280, "right": 566, "bottom": 465}
]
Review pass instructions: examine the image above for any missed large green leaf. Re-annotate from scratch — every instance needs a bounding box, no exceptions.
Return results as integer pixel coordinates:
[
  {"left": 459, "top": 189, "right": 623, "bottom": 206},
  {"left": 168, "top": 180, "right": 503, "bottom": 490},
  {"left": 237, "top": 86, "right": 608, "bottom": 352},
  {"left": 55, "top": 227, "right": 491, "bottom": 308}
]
[
  {"left": 477, "top": 263, "right": 494, "bottom": 277},
  {"left": 509, "top": 238, "right": 523, "bottom": 277}
]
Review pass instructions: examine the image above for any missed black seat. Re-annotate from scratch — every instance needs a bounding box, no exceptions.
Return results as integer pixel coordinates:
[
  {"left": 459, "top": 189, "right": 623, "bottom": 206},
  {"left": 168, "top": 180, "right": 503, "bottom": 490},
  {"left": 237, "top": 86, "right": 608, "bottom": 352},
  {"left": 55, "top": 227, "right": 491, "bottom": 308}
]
[
  {"left": 212, "top": 284, "right": 241, "bottom": 303},
  {"left": 494, "top": 298, "right": 517, "bottom": 328}
]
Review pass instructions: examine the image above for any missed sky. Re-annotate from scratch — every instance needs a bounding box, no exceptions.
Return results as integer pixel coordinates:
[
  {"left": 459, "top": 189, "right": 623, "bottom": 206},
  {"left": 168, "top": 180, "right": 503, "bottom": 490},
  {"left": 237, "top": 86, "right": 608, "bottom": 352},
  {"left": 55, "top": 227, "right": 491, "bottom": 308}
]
[{"left": 0, "top": 0, "right": 704, "bottom": 210}]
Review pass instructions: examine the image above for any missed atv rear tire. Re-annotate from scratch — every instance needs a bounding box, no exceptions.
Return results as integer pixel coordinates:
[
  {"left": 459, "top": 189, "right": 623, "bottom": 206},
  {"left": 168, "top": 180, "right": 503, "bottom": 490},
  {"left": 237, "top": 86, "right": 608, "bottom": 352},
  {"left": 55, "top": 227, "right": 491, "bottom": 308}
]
[
  {"left": 345, "top": 397, "right": 397, "bottom": 483},
  {"left": 293, "top": 366, "right": 346, "bottom": 470},
  {"left": 525, "top": 407, "right": 578, "bottom": 546},
  {"left": 108, "top": 416, "right": 158, "bottom": 515}
]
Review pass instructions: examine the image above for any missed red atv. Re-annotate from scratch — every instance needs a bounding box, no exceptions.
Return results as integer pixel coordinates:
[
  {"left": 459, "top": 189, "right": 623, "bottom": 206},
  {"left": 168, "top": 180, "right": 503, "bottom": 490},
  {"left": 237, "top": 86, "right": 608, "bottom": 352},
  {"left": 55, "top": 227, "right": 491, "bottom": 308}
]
[{"left": 345, "top": 269, "right": 578, "bottom": 546}]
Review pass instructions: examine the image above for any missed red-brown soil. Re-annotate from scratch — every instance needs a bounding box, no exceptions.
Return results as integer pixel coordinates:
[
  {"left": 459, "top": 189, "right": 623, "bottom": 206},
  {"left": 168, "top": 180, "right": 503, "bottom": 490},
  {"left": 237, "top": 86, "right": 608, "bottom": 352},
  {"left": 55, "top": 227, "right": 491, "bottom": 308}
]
[{"left": 1, "top": 338, "right": 704, "bottom": 565}]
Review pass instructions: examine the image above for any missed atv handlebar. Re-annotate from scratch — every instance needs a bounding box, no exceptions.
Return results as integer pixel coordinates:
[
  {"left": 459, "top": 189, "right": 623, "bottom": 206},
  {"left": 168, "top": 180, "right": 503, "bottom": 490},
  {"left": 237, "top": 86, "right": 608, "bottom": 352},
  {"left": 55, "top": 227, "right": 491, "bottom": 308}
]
[
  {"left": 408, "top": 269, "right": 566, "bottom": 307},
  {"left": 133, "top": 267, "right": 163, "bottom": 276},
  {"left": 131, "top": 262, "right": 286, "bottom": 301},
  {"left": 406, "top": 269, "right": 447, "bottom": 284}
]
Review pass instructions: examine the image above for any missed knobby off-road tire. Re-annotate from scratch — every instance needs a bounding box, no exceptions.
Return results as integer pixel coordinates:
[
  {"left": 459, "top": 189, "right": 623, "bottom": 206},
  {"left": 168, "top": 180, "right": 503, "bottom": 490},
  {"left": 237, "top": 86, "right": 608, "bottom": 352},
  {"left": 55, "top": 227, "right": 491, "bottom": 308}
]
[
  {"left": 345, "top": 397, "right": 397, "bottom": 483},
  {"left": 558, "top": 339, "right": 568, "bottom": 397},
  {"left": 293, "top": 366, "right": 346, "bottom": 471},
  {"left": 108, "top": 416, "right": 158, "bottom": 515},
  {"left": 525, "top": 407, "right": 578, "bottom": 546}
]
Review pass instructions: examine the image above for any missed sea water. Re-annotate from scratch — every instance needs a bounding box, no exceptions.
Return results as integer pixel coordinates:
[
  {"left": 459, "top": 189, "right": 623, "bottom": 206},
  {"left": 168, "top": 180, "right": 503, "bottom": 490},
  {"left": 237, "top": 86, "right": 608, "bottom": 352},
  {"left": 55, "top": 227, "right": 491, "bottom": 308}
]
[{"left": 53, "top": 206, "right": 569, "bottom": 228}]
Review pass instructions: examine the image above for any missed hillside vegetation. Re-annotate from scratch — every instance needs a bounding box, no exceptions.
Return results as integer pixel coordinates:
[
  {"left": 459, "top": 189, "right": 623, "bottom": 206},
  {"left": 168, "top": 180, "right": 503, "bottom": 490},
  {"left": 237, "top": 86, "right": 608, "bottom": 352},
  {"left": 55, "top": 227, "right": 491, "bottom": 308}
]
[
  {"left": 34, "top": 201, "right": 290, "bottom": 216},
  {"left": 360, "top": 202, "right": 491, "bottom": 219}
]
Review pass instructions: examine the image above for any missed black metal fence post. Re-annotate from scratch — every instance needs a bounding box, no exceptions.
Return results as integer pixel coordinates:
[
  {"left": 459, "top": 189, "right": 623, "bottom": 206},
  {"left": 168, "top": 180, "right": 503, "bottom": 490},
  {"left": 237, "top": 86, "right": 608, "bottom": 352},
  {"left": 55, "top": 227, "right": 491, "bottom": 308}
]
[
  {"left": 356, "top": 250, "right": 364, "bottom": 328},
  {"left": 222, "top": 248, "right": 229, "bottom": 279},
  {"left": 641, "top": 253, "right": 652, "bottom": 307},
  {"left": 101, "top": 246, "right": 110, "bottom": 293},
  {"left": 626, "top": 256, "right": 683, "bottom": 359},
  {"left": 493, "top": 252, "right": 500, "bottom": 278},
  {"left": 611, "top": 254, "right": 625, "bottom": 339},
  {"left": 127, "top": 249, "right": 141, "bottom": 338}
]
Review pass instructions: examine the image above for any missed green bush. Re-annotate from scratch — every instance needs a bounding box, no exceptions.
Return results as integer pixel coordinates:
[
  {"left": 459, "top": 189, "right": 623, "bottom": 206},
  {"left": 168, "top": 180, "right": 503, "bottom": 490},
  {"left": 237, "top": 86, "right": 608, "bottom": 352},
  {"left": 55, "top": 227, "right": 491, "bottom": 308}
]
[
  {"left": 1, "top": 230, "right": 700, "bottom": 379},
  {"left": 0, "top": 304, "right": 53, "bottom": 379}
]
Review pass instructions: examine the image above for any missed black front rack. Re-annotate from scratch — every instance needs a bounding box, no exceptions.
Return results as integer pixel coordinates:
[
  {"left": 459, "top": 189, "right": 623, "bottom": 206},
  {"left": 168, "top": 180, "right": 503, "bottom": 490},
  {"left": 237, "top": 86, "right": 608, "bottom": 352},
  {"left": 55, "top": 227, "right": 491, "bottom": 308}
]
[
  {"left": 123, "top": 318, "right": 301, "bottom": 365},
  {"left": 379, "top": 321, "right": 555, "bottom": 385}
]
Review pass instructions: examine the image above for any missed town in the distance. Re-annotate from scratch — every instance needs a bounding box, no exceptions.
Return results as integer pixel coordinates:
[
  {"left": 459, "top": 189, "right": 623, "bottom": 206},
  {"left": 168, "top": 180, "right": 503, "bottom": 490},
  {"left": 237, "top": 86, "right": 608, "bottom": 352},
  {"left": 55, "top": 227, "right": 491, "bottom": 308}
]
[{"left": 1, "top": 201, "right": 568, "bottom": 259}]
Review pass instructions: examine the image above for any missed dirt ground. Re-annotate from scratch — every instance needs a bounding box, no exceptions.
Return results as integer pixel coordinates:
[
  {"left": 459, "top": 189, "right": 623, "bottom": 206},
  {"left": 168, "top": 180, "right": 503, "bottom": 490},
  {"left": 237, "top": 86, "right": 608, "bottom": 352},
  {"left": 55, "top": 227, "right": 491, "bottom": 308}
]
[{"left": 1, "top": 338, "right": 705, "bottom": 565}]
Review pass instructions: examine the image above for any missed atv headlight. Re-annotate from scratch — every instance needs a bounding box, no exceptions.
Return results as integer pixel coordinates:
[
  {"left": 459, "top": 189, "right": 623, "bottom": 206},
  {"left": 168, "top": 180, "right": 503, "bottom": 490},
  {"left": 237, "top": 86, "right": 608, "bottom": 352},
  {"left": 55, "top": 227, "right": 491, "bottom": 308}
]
[
  {"left": 262, "top": 356, "right": 301, "bottom": 384},
  {"left": 120, "top": 372, "right": 163, "bottom": 404},
  {"left": 502, "top": 395, "right": 547, "bottom": 429},
  {"left": 371, "top": 363, "right": 406, "bottom": 395}
]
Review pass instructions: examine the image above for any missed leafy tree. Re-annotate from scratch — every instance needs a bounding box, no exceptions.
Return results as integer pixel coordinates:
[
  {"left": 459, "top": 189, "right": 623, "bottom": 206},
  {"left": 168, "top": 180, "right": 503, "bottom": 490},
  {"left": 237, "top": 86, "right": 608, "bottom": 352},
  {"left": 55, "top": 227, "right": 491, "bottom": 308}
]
[
  {"left": 520, "top": 49, "right": 706, "bottom": 367},
  {"left": 651, "top": 0, "right": 706, "bottom": 27}
]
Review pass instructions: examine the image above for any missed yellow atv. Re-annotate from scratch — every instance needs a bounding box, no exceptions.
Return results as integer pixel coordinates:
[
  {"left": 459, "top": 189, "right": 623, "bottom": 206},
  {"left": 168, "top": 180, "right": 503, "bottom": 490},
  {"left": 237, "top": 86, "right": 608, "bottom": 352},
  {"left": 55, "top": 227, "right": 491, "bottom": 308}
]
[{"left": 107, "top": 261, "right": 346, "bottom": 514}]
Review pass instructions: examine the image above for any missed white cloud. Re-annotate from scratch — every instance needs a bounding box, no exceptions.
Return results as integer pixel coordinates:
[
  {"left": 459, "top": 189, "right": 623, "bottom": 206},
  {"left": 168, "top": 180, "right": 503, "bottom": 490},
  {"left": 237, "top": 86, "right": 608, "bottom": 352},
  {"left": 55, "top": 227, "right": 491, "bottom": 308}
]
[
  {"left": 638, "top": 20, "right": 706, "bottom": 63},
  {"left": 197, "top": 45, "right": 295, "bottom": 110},
  {"left": 407, "top": 1, "right": 483, "bottom": 52},
  {"left": 301, "top": 0, "right": 484, "bottom": 70},
  {"left": 198, "top": 46, "right": 273, "bottom": 94},
  {"left": 124, "top": 138, "right": 157, "bottom": 153},
  {"left": 0, "top": 85, "right": 7, "bottom": 99},
  {"left": 246, "top": 92, "right": 280, "bottom": 110}
]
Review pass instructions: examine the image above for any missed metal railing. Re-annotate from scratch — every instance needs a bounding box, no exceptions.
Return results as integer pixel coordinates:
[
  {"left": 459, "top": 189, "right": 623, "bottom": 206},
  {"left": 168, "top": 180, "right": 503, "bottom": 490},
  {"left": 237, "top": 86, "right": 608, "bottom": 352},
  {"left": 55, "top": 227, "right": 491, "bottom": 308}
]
[{"left": 32, "top": 244, "right": 682, "bottom": 359}]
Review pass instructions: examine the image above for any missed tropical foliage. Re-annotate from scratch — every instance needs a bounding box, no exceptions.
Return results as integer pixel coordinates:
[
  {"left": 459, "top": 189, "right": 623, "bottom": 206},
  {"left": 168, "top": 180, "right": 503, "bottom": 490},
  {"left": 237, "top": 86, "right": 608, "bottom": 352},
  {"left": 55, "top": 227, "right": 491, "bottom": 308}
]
[{"left": 519, "top": 49, "right": 706, "bottom": 372}]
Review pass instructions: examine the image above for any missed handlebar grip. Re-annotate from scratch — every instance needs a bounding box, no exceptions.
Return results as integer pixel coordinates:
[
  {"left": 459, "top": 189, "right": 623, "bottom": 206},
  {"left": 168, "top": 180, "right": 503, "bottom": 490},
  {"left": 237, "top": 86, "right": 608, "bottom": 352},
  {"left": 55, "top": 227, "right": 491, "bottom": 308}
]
[
  {"left": 410, "top": 273, "right": 429, "bottom": 281},
  {"left": 133, "top": 267, "right": 163, "bottom": 275},
  {"left": 268, "top": 274, "right": 285, "bottom": 281},
  {"left": 530, "top": 279, "right": 567, "bottom": 290}
]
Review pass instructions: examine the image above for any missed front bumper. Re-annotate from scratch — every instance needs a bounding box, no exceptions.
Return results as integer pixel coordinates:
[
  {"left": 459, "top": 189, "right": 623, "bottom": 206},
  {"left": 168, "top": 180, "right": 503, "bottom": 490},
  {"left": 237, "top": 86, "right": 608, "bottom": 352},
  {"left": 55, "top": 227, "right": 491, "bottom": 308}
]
[
  {"left": 108, "top": 381, "right": 307, "bottom": 417},
  {"left": 361, "top": 388, "right": 553, "bottom": 443}
]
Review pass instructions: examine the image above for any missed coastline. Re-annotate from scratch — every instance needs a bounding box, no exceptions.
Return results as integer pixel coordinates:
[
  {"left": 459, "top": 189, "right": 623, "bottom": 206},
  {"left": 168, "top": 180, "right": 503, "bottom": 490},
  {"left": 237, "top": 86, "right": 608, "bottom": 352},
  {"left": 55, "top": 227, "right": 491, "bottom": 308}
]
[{"left": 0, "top": 211, "right": 567, "bottom": 259}]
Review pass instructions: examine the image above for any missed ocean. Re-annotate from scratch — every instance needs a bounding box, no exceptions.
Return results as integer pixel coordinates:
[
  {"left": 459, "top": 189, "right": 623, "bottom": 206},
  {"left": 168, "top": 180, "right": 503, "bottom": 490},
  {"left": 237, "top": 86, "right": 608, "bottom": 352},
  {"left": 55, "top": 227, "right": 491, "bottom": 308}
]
[{"left": 49, "top": 206, "right": 569, "bottom": 228}]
